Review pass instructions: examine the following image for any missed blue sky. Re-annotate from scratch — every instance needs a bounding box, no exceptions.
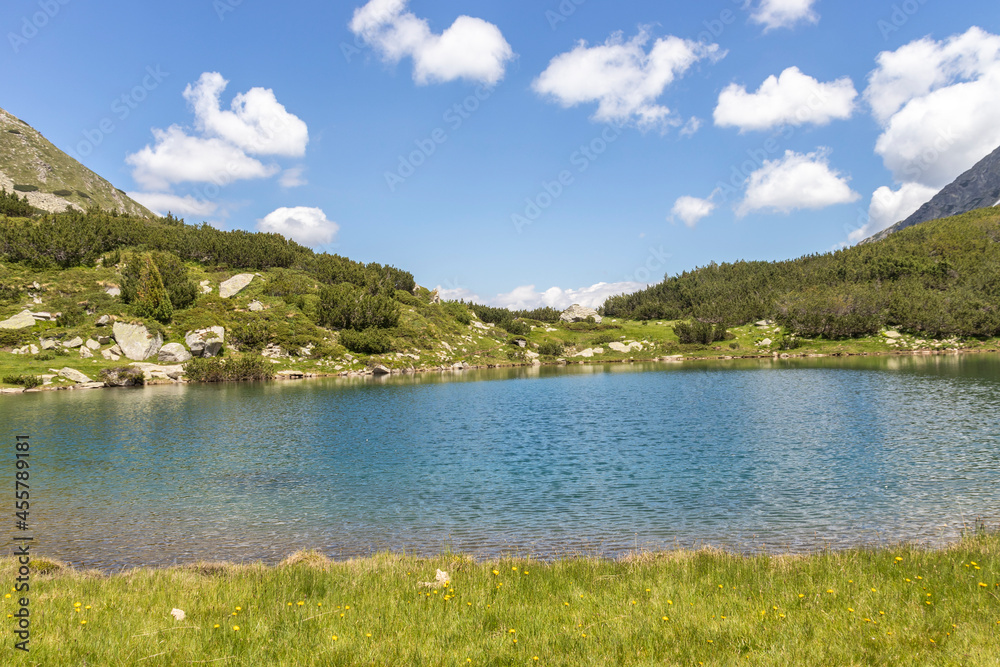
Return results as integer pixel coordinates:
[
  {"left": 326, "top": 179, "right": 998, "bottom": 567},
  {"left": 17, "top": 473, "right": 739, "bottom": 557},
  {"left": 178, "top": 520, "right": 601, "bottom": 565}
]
[{"left": 3, "top": 0, "right": 999, "bottom": 308}]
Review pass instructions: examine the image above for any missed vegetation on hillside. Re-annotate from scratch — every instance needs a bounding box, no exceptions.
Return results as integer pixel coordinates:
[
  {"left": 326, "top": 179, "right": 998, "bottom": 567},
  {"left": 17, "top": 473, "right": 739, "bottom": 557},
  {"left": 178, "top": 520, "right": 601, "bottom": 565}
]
[{"left": 602, "top": 208, "right": 1000, "bottom": 339}]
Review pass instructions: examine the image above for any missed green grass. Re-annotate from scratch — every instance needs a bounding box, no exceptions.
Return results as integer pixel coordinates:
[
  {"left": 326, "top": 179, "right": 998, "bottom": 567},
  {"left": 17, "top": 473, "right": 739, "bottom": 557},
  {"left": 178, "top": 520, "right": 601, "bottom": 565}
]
[{"left": 4, "top": 534, "right": 1000, "bottom": 665}]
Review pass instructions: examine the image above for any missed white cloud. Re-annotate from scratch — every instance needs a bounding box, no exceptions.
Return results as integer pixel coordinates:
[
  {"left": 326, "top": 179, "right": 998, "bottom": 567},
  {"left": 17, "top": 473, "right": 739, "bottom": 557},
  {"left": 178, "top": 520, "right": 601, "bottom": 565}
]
[
  {"left": 279, "top": 166, "right": 308, "bottom": 188},
  {"left": 847, "top": 182, "right": 938, "bottom": 244},
  {"left": 183, "top": 72, "right": 308, "bottom": 156},
  {"left": 126, "top": 125, "right": 279, "bottom": 191},
  {"left": 671, "top": 195, "right": 716, "bottom": 228},
  {"left": 492, "top": 282, "right": 648, "bottom": 311},
  {"left": 737, "top": 149, "right": 860, "bottom": 217},
  {"left": 750, "top": 0, "right": 819, "bottom": 31},
  {"left": 532, "top": 28, "right": 723, "bottom": 129},
  {"left": 350, "top": 0, "right": 514, "bottom": 85},
  {"left": 864, "top": 27, "right": 1000, "bottom": 189},
  {"left": 127, "top": 191, "right": 219, "bottom": 218},
  {"left": 125, "top": 72, "right": 308, "bottom": 206},
  {"left": 714, "top": 66, "right": 856, "bottom": 132},
  {"left": 257, "top": 207, "right": 339, "bottom": 247}
]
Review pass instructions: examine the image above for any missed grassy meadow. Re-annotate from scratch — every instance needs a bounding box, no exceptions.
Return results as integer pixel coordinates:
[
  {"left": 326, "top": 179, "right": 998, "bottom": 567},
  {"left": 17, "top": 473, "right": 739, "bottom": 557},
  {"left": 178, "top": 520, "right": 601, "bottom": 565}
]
[{"left": 3, "top": 532, "right": 999, "bottom": 665}]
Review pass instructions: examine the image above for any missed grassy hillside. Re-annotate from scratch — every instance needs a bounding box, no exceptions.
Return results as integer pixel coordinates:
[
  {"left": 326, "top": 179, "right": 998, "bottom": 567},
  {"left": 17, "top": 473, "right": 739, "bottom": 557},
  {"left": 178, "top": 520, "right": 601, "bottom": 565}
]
[
  {"left": 602, "top": 207, "right": 1000, "bottom": 339},
  {"left": 0, "top": 106, "right": 152, "bottom": 217}
]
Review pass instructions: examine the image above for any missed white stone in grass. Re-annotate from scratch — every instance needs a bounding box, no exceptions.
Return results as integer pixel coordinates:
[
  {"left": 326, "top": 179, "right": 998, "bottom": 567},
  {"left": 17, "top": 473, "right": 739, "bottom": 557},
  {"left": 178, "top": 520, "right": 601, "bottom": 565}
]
[
  {"left": 170, "top": 608, "right": 186, "bottom": 621},
  {"left": 219, "top": 273, "right": 255, "bottom": 298}
]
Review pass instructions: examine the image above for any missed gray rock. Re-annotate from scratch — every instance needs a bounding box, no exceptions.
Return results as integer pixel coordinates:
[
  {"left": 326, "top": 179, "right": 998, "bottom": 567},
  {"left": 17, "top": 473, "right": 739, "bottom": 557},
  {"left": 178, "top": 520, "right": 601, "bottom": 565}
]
[
  {"left": 72, "top": 382, "right": 105, "bottom": 390},
  {"left": 40, "top": 338, "right": 56, "bottom": 350},
  {"left": 200, "top": 280, "right": 213, "bottom": 294},
  {"left": 559, "top": 304, "right": 603, "bottom": 324},
  {"left": 79, "top": 346, "right": 93, "bottom": 359},
  {"left": 97, "top": 335, "right": 112, "bottom": 345},
  {"left": 29, "top": 344, "right": 38, "bottom": 355},
  {"left": 760, "top": 338, "right": 773, "bottom": 347},
  {"left": 219, "top": 274, "right": 255, "bottom": 298},
  {"left": 105, "top": 286, "right": 121, "bottom": 297},
  {"left": 185, "top": 327, "right": 225, "bottom": 357},
  {"left": 262, "top": 343, "right": 285, "bottom": 358},
  {"left": 63, "top": 336, "right": 84, "bottom": 348},
  {"left": 101, "top": 348, "right": 120, "bottom": 361},
  {"left": 158, "top": 343, "right": 192, "bottom": 363},
  {"left": 96, "top": 315, "right": 111, "bottom": 327},
  {"left": 248, "top": 300, "right": 265, "bottom": 312},
  {"left": 372, "top": 365, "right": 391, "bottom": 375},
  {"left": 883, "top": 331, "right": 902, "bottom": 339},
  {"left": 58, "top": 367, "right": 92, "bottom": 384},
  {"left": 131, "top": 363, "right": 185, "bottom": 382},
  {"left": 32, "top": 281, "right": 40, "bottom": 290},
  {"left": 31, "top": 312, "right": 55, "bottom": 321},
  {"left": 109, "top": 344, "right": 123, "bottom": 355},
  {"left": 85, "top": 339, "right": 100, "bottom": 350},
  {"left": 0, "top": 309, "right": 36, "bottom": 329},
  {"left": 112, "top": 322, "right": 163, "bottom": 361}
]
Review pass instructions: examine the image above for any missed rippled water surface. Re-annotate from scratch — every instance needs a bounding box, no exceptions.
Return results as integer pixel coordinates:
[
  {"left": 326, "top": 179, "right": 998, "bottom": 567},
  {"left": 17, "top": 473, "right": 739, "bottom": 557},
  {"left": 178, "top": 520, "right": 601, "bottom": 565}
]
[{"left": 3, "top": 355, "right": 999, "bottom": 569}]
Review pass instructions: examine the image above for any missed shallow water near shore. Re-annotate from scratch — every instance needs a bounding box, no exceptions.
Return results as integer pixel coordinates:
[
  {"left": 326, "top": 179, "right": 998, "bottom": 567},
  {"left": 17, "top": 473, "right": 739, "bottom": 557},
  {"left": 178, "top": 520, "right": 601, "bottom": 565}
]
[{"left": 3, "top": 354, "right": 1000, "bottom": 570}]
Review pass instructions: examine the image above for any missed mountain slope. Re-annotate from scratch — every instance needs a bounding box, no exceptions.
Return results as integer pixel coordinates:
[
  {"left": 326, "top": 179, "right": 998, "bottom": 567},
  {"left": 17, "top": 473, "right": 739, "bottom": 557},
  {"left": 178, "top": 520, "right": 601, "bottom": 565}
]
[
  {"left": 0, "top": 107, "right": 152, "bottom": 217},
  {"left": 863, "top": 144, "right": 1000, "bottom": 244}
]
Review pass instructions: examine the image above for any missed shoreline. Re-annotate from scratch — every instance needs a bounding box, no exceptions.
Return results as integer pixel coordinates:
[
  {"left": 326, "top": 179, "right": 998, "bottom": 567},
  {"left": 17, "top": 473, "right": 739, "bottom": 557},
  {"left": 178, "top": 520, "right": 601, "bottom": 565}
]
[{"left": 3, "top": 344, "right": 998, "bottom": 395}]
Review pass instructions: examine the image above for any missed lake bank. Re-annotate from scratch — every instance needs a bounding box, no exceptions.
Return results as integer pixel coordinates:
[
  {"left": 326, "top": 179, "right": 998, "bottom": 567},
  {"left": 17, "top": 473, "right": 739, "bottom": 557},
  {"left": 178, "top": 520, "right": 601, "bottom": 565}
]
[{"left": 6, "top": 531, "right": 999, "bottom": 665}]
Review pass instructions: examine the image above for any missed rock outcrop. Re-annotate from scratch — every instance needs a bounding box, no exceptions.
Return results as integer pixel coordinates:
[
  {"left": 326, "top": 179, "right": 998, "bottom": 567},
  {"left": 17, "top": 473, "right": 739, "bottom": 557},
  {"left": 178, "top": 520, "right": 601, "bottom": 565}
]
[
  {"left": 185, "top": 327, "right": 225, "bottom": 357},
  {"left": 58, "top": 367, "right": 92, "bottom": 384},
  {"left": 158, "top": 343, "right": 192, "bottom": 363},
  {"left": 560, "top": 304, "right": 602, "bottom": 324},
  {"left": 219, "top": 274, "right": 255, "bottom": 298},
  {"left": 112, "top": 322, "right": 163, "bottom": 361},
  {"left": 0, "top": 309, "right": 36, "bottom": 329}
]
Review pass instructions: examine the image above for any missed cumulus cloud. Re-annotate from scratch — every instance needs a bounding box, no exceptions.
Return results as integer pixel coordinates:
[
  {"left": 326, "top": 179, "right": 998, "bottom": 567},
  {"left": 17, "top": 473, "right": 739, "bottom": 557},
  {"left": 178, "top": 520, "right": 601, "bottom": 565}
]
[
  {"left": 127, "top": 191, "right": 219, "bottom": 219},
  {"left": 126, "top": 126, "right": 279, "bottom": 191},
  {"left": 183, "top": 72, "right": 308, "bottom": 156},
  {"left": 125, "top": 72, "right": 308, "bottom": 209},
  {"left": 350, "top": 0, "right": 514, "bottom": 85},
  {"left": 257, "top": 207, "right": 339, "bottom": 247},
  {"left": 435, "top": 281, "right": 648, "bottom": 311},
  {"left": 533, "top": 28, "right": 723, "bottom": 129},
  {"left": 737, "top": 149, "right": 860, "bottom": 217},
  {"left": 671, "top": 195, "right": 716, "bottom": 228},
  {"left": 750, "top": 0, "right": 819, "bottom": 31},
  {"left": 714, "top": 66, "right": 856, "bottom": 132},
  {"left": 847, "top": 183, "right": 938, "bottom": 244},
  {"left": 864, "top": 27, "right": 1000, "bottom": 189}
]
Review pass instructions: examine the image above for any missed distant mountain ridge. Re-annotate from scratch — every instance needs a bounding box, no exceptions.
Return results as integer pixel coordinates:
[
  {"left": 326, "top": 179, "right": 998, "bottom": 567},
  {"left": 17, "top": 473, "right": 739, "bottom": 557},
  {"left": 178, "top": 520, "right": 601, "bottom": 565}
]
[
  {"left": 0, "top": 106, "right": 152, "bottom": 217},
  {"left": 863, "top": 143, "right": 1000, "bottom": 244}
]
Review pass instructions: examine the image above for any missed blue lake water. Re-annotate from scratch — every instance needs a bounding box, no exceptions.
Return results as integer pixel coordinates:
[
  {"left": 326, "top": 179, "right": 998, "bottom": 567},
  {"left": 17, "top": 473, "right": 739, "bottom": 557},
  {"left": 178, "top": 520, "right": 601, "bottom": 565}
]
[{"left": 2, "top": 355, "right": 999, "bottom": 569}]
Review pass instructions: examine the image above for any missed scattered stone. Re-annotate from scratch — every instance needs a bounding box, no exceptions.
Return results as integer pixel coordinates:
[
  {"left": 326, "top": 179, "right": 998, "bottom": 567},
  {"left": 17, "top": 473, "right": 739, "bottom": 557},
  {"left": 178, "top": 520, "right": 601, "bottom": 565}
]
[
  {"left": 219, "top": 274, "right": 255, "bottom": 298},
  {"left": 759, "top": 338, "right": 773, "bottom": 347},
  {"left": 277, "top": 370, "right": 305, "bottom": 379},
  {"left": 58, "top": 368, "right": 92, "bottom": 384},
  {"left": 97, "top": 335, "right": 112, "bottom": 345},
  {"left": 559, "top": 304, "right": 603, "bottom": 324},
  {"left": 372, "top": 365, "right": 391, "bottom": 375},
  {"left": 101, "top": 348, "right": 120, "bottom": 361},
  {"left": 63, "top": 336, "right": 83, "bottom": 349},
  {"left": 0, "top": 309, "right": 36, "bottom": 329},
  {"left": 883, "top": 331, "right": 902, "bottom": 339},
  {"left": 131, "top": 363, "right": 185, "bottom": 382},
  {"left": 79, "top": 346, "right": 93, "bottom": 359},
  {"left": 72, "top": 382, "right": 105, "bottom": 390},
  {"left": 170, "top": 609, "right": 186, "bottom": 622},
  {"left": 31, "top": 312, "right": 56, "bottom": 322},
  {"left": 96, "top": 315, "right": 111, "bottom": 327},
  {"left": 40, "top": 338, "right": 56, "bottom": 350},
  {"left": 574, "top": 348, "right": 596, "bottom": 358},
  {"left": 29, "top": 344, "right": 38, "bottom": 355},
  {"left": 112, "top": 322, "right": 164, "bottom": 361},
  {"left": 199, "top": 280, "right": 213, "bottom": 294},
  {"left": 513, "top": 339, "right": 527, "bottom": 348},
  {"left": 85, "top": 339, "right": 100, "bottom": 350},
  {"left": 262, "top": 343, "right": 286, "bottom": 359},
  {"left": 609, "top": 341, "right": 644, "bottom": 353},
  {"left": 158, "top": 343, "right": 192, "bottom": 363},
  {"left": 248, "top": 300, "right": 265, "bottom": 312},
  {"left": 105, "top": 286, "right": 121, "bottom": 297}
]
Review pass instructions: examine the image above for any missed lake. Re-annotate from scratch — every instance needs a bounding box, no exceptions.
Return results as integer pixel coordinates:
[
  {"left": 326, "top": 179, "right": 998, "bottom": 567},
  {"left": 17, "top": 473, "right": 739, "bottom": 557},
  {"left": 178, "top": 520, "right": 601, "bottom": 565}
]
[{"left": 3, "top": 355, "right": 999, "bottom": 570}]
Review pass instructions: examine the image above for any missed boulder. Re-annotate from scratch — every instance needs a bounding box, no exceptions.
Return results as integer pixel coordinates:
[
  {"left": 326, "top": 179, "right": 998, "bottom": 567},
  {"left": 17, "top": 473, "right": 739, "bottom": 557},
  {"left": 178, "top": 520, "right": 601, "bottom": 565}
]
[
  {"left": 158, "top": 343, "right": 192, "bottom": 363},
  {"left": 883, "top": 331, "right": 903, "bottom": 339},
  {"left": 248, "top": 300, "right": 265, "bottom": 312},
  {"left": 58, "top": 367, "right": 92, "bottom": 384},
  {"left": 63, "top": 337, "right": 84, "bottom": 349},
  {"left": 85, "top": 339, "right": 100, "bottom": 350},
  {"left": 371, "top": 365, "right": 391, "bottom": 375},
  {"left": 29, "top": 344, "right": 38, "bottom": 355},
  {"left": 112, "top": 322, "right": 163, "bottom": 361},
  {"left": 96, "top": 315, "right": 111, "bottom": 327},
  {"left": 0, "top": 309, "right": 36, "bottom": 330},
  {"left": 40, "top": 338, "right": 57, "bottom": 350},
  {"left": 559, "top": 304, "right": 602, "bottom": 324},
  {"left": 79, "top": 346, "right": 93, "bottom": 359},
  {"left": 759, "top": 338, "right": 773, "bottom": 347},
  {"left": 574, "top": 348, "right": 596, "bottom": 358},
  {"left": 97, "top": 335, "right": 112, "bottom": 345},
  {"left": 72, "top": 382, "right": 105, "bottom": 390},
  {"left": 130, "top": 363, "right": 185, "bottom": 382},
  {"left": 31, "top": 312, "right": 55, "bottom": 321},
  {"left": 106, "top": 286, "right": 121, "bottom": 297},
  {"left": 199, "top": 280, "right": 213, "bottom": 294},
  {"left": 219, "top": 274, "right": 255, "bottom": 298},
  {"left": 185, "top": 327, "right": 225, "bottom": 357},
  {"left": 101, "top": 349, "right": 121, "bottom": 361}
]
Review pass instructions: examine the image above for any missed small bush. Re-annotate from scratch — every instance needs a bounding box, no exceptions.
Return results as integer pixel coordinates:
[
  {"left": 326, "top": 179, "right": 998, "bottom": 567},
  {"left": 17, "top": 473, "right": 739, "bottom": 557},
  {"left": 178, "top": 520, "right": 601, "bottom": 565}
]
[
  {"left": 52, "top": 189, "right": 73, "bottom": 197},
  {"left": 674, "top": 321, "right": 733, "bottom": 345},
  {"left": 538, "top": 340, "right": 564, "bottom": 356},
  {"left": 56, "top": 304, "right": 86, "bottom": 328},
  {"left": 500, "top": 319, "right": 531, "bottom": 336},
  {"left": 443, "top": 301, "right": 472, "bottom": 325},
  {"left": 590, "top": 332, "right": 620, "bottom": 345},
  {"left": 0, "top": 282, "right": 23, "bottom": 304},
  {"left": 184, "top": 356, "right": 275, "bottom": 383},
  {"left": 6, "top": 129, "right": 21, "bottom": 134},
  {"left": 32, "top": 351, "right": 56, "bottom": 361},
  {"left": 339, "top": 328, "right": 393, "bottom": 354},
  {"left": 0, "top": 329, "right": 26, "bottom": 346},
  {"left": 3, "top": 374, "right": 42, "bottom": 389},
  {"left": 729, "top": 342, "right": 741, "bottom": 350},
  {"left": 13, "top": 184, "right": 38, "bottom": 193},
  {"left": 778, "top": 336, "right": 803, "bottom": 351},
  {"left": 229, "top": 316, "right": 271, "bottom": 353}
]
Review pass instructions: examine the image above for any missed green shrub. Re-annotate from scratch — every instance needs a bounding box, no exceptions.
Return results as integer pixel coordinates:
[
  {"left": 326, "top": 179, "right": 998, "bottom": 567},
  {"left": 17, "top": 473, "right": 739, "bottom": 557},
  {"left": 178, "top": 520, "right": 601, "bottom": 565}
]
[
  {"left": 149, "top": 251, "right": 198, "bottom": 310},
  {"left": 0, "top": 189, "right": 36, "bottom": 217},
  {"left": 229, "top": 316, "right": 271, "bottom": 353},
  {"left": 0, "top": 329, "right": 26, "bottom": 346},
  {"left": 56, "top": 304, "right": 86, "bottom": 328},
  {"left": 729, "top": 342, "right": 741, "bottom": 350},
  {"left": 121, "top": 252, "right": 173, "bottom": 323},
  {"left": 13, "top": 184, "right": 38, "bottom": 193},
  {"left": 184, "top": 356, "right": 274, "bottom": 382},
  {"left": 2, "top": 374, "right": 41, "bottom": 389},
  {"left": 538, "top": 340, "right": 564, "bottom": 356},
  {"left": 32, "top": 351, "right": 55, "bottom": 361},
  {"left": 590, "top": 332, "right": 620, "bottom": 345},
  {"left": 500, "top": 319, "right": 531, "bottom": 336},
  {"left": 442, "top": 301, "right": 472, "bottom": 325},
  {"left": 52, "top": 189, "right": 73, "bottom": 197},
  {"left": 316, "top": 283, "right": 399, "bottom": 330},
  {"left": 0, "top": 282, "right": 22, "bottom": 304},
  {"left": 99, "top": 367, "right": 145, "bottom": 386},
  {"left": 339, "top": 328, "right": 393, "bottom": 354},
  {"left": 674, "top": 321, "right": 733, "bottom": 345}
]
